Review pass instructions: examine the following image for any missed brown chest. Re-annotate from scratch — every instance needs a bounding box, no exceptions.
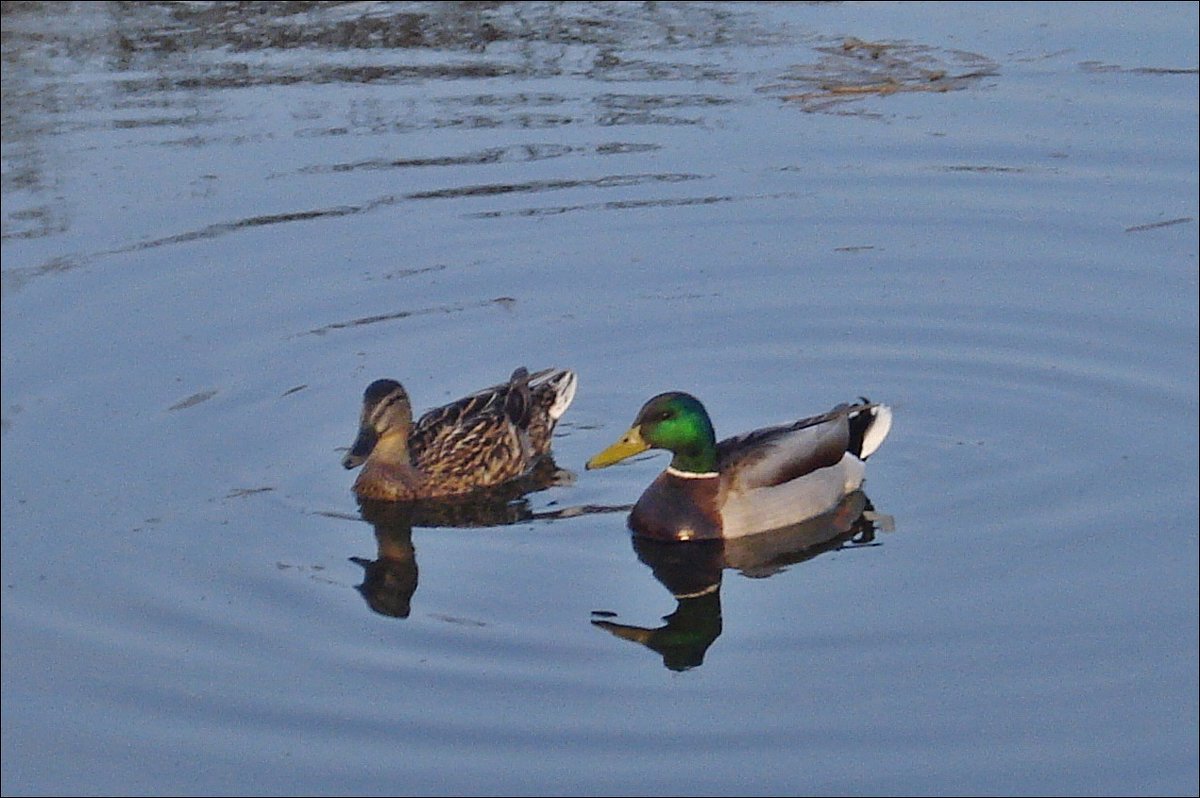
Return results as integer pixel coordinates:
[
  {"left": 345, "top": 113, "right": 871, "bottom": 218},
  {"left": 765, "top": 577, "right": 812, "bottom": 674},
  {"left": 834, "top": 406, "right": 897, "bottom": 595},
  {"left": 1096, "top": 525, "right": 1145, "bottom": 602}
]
[{"left": 628, "top": 470, "right": 723, "bottom": 541}]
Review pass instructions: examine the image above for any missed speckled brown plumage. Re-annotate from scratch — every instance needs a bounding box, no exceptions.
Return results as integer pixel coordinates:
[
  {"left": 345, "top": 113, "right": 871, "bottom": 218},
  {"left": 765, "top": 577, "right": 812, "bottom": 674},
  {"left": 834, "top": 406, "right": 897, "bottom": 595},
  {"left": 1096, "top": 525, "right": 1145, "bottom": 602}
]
[{"left": 343, "top": 367, "right": 577, "bottom": 502}]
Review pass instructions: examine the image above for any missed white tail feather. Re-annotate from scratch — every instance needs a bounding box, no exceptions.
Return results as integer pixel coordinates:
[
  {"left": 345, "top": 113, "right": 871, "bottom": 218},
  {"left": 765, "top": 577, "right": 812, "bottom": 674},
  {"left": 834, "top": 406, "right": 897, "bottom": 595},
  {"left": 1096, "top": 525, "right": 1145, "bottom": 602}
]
[
  {"left": 542, "top": 369, "right": 577, "bottom": 420},
  {"left": 859, "top": 404, "right": 892, "bottom": 460}
]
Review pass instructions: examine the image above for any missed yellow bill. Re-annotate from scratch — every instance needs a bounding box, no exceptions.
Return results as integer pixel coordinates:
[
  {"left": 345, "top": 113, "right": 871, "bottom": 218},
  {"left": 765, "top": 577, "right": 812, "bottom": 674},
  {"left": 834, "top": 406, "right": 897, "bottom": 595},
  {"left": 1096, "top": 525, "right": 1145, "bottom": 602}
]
[{"left": 586, "top": 426, "right": 649, "bottom": 469}]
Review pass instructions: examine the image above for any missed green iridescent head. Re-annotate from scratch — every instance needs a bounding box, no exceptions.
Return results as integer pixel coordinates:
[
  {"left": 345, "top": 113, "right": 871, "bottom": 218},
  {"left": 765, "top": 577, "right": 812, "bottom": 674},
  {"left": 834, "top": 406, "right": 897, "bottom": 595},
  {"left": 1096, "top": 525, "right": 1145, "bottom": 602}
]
[{"left": 586, "top": 392, "right": 719, "bottom": 474}]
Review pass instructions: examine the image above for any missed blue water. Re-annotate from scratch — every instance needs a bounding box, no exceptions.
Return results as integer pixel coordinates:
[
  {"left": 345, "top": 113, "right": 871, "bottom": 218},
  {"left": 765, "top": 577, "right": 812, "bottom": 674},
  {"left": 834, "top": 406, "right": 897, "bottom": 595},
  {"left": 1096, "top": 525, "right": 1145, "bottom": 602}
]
[{"left": 2, "top": 2, "right": 1197, "bottom": 795}]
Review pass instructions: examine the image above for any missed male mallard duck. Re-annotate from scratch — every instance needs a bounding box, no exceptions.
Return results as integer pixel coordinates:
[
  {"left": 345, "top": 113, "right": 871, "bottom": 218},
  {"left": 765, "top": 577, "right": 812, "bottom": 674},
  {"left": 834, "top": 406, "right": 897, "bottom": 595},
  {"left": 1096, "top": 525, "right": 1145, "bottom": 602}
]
[
  {"left": 586, "top": 392, "right": 891, "bottom": 541},
  {"left": 343, "top": 367, "right": 577, "bottom": 501}
]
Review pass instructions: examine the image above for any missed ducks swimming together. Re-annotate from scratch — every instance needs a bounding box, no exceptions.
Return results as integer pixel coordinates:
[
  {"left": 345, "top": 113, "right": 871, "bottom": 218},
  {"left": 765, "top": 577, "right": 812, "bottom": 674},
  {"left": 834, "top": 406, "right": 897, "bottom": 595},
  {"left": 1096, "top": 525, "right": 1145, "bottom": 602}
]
[
  {"left": 586, "top": 392, "right": 892, "bottom": 541},
  {"left": 342, "top": 367, "right": 577, "bottom": 502},
  {"left": 342, "top": 368, "right": 891, "bottom": 540}
]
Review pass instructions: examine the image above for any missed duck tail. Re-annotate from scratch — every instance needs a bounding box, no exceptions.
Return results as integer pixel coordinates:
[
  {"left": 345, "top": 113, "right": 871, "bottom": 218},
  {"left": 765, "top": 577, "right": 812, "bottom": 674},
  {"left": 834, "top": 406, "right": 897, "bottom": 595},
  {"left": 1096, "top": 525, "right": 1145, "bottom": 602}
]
[
  {"left": 539, "top": 368, "right": 578, "bottom": 421},
  {"left": 847, "top": 401, "right": 893, "bottom": 460}
]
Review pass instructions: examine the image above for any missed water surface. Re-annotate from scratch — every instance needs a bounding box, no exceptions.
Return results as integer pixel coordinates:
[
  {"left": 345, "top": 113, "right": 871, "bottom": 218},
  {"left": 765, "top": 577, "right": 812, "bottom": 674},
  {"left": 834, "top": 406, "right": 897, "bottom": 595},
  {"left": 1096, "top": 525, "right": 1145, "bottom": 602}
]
[{"left": 2, "top": 2, "right": 1197, "bottom": 795}]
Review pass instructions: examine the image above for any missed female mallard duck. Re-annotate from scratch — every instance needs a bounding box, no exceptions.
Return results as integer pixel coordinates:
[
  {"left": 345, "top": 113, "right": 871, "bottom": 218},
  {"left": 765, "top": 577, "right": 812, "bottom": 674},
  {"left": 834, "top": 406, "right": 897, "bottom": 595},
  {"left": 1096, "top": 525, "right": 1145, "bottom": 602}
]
[
  {"left": 343, "top": 366, "right": 577, "bottom": 501},
  {"left": 586, "top": 392, "right": 891, "bottom": 541}
]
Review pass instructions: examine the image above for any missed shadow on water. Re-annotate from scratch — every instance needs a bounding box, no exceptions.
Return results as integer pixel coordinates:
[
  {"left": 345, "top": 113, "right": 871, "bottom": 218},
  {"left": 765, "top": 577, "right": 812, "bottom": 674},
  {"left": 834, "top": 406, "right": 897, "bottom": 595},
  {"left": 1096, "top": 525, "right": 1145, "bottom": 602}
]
[
  {"left": 344, "top": 457, "right": 630, "bottom": 619},
  {"left": 591, "top": 491, "right": 891, "bottom": 671}
]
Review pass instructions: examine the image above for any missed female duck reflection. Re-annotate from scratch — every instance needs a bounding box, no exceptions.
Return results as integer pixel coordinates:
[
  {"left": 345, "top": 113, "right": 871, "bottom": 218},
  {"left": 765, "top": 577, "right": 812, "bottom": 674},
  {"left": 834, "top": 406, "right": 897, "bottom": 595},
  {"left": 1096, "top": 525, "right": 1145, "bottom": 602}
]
[
  {"left": 591, "top": 490, "right": 891, "bottom": 671},
  {"left": 341, "top": 367, "right": 621, "bottom": 617},
  {"left": 349, "top": 457, "right": 628, "bottom": 618}
]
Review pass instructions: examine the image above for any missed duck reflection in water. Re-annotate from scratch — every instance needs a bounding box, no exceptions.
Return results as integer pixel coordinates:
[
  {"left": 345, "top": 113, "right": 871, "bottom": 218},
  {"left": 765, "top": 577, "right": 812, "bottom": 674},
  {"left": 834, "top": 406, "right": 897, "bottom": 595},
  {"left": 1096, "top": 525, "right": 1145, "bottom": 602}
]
[
  {"left": 350, "top": 458, "right": 629, "bottom": 618},
  {"left": 592, "top": 490, "right": 889, "bottom": 671}
]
